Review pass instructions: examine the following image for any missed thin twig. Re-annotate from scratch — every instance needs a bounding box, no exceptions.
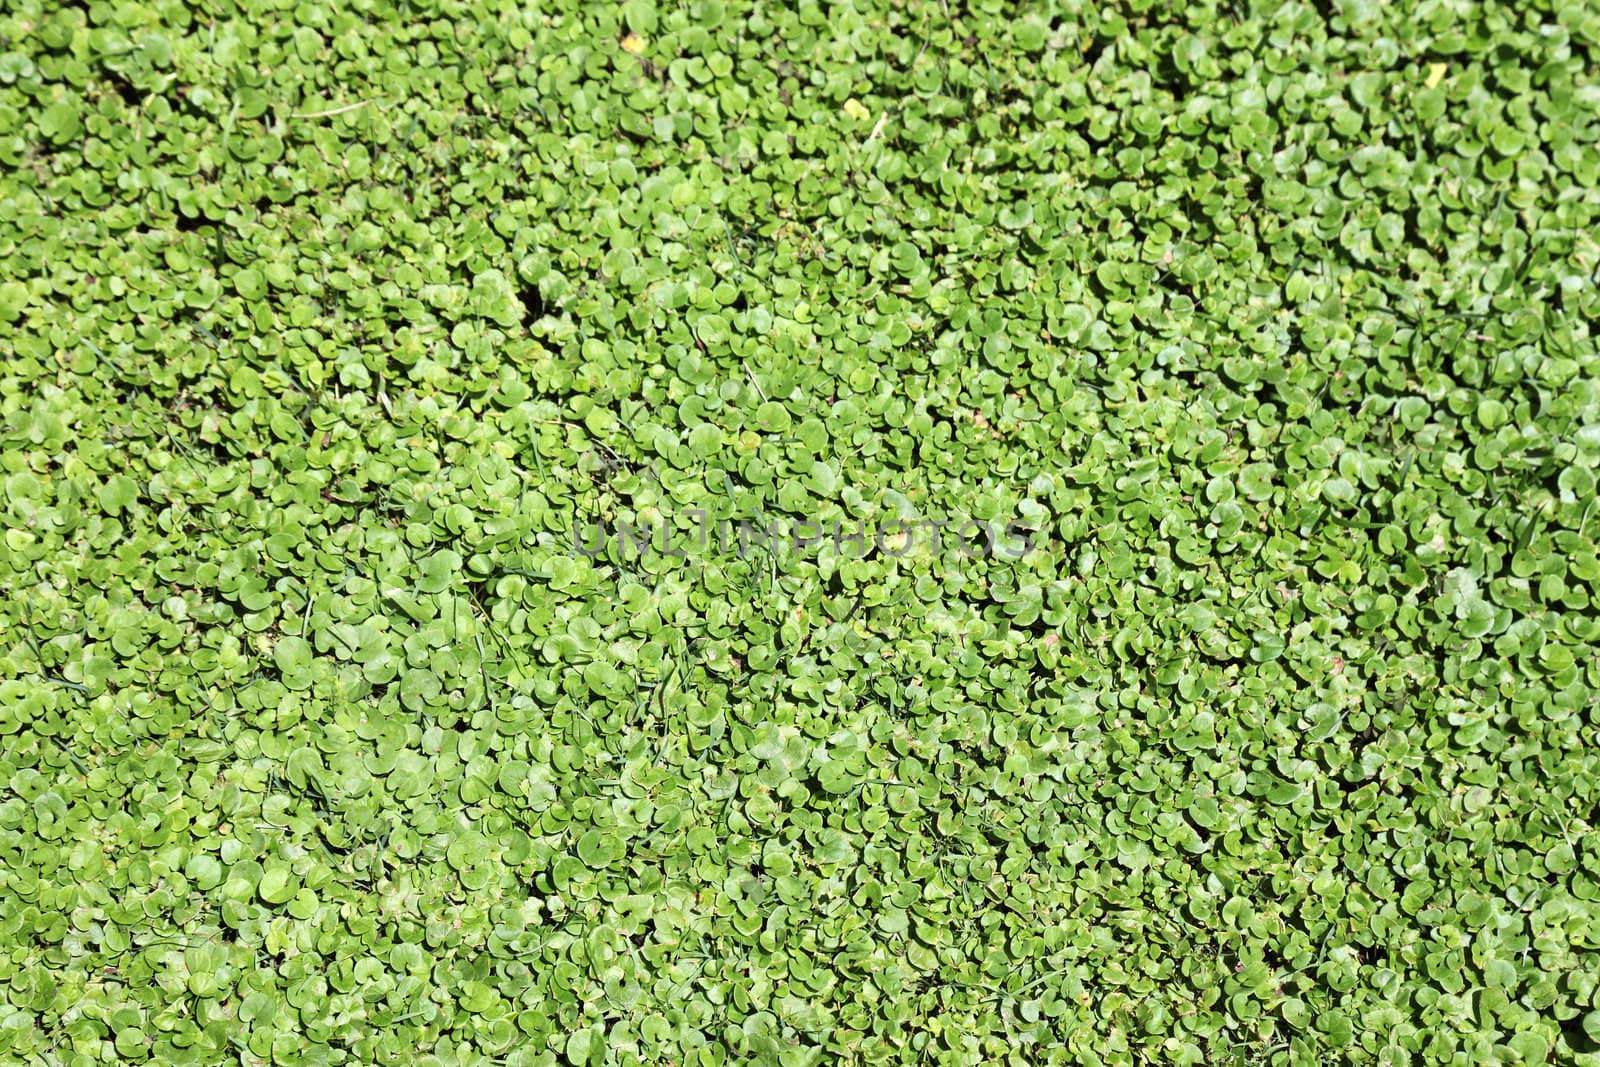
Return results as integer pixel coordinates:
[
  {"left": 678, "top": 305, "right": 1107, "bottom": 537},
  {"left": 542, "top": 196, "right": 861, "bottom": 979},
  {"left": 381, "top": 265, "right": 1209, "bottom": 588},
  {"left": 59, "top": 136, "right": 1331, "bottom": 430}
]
[
  {"left": 289, "top": 100, "right": 374, "bottom": 120},
  {"left": 743, "top": 362, "right": 769, "bottom": 401}
]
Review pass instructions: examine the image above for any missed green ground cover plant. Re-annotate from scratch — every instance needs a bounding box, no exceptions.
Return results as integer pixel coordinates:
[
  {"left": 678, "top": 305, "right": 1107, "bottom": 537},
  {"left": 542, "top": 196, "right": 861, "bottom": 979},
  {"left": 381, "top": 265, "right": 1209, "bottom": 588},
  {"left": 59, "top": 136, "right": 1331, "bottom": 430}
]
[{"left": 3, "top": 0, "right": 1600, "bottom": 1063}]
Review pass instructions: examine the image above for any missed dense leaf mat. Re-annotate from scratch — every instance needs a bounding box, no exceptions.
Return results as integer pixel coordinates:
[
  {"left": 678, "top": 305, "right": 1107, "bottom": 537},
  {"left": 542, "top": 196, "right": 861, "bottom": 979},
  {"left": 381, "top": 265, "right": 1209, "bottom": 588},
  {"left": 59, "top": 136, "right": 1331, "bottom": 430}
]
[{"left": 4, "top": 0, "right": 1600, "bottom": 1063}]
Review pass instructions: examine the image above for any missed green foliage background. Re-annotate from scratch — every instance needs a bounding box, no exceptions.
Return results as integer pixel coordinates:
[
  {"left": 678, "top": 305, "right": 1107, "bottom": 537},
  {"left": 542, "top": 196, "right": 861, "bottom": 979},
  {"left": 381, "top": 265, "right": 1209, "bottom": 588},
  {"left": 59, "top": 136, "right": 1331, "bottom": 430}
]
[{"left": 3, "top": 0, "right": 1600, "bottom": 1063}]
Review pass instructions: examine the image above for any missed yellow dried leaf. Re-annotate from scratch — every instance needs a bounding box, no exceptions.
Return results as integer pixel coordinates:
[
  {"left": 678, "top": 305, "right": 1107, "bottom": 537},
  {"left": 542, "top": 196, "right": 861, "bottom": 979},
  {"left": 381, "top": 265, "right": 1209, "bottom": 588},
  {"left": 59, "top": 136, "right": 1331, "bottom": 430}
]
[
  {"left": 1425, "top": 63, "right": 1447, "bottom": 88},
  {"left": 621, "top": 33, "right": 644, "bottom": 54},
  {"left": 842, "top": 98, "right": 870, "bottom": 122}
]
